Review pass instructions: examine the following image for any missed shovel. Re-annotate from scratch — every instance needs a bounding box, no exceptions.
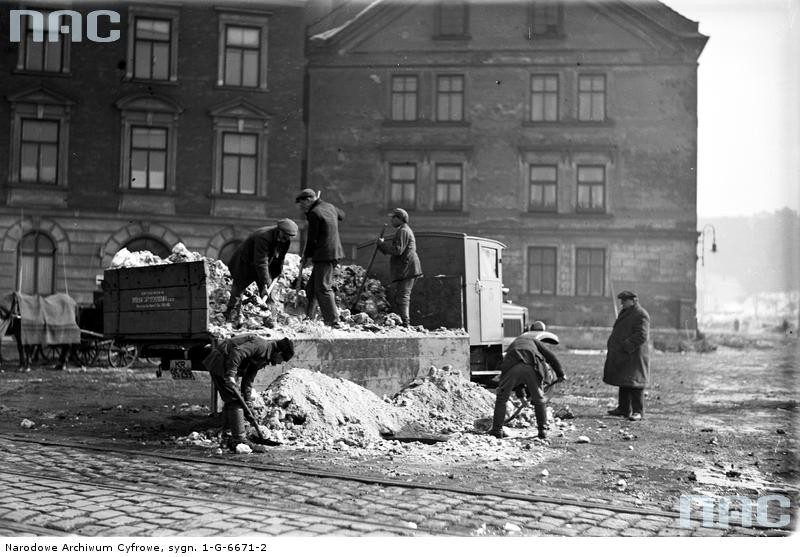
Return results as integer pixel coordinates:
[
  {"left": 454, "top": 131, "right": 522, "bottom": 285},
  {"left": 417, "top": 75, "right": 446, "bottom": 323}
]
[
  {"left": 350, "top": 225, "right": 387, "bottom": 313},
  {"left": 259, "top": 279, "right": 279, "bottom": 305},
  {"left": 230, "top": 387, "right": 280, "bottom": 446},
  {"left": 503, "top": 379, "right": 561, "bottom": 425}
]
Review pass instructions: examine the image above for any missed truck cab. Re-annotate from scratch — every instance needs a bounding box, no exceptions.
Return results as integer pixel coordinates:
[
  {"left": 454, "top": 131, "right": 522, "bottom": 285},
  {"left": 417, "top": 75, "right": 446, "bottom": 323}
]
[{"left": 357, "top": 231, "right": 527, "bottom": 379}]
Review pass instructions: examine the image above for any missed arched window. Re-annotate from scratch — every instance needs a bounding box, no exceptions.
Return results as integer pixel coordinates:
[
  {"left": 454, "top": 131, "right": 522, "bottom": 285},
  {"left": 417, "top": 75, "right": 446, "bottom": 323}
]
[
  {"left": 218, "top": 239, "right": 241, "bottom": 266},
  {"left": 18, "top": 231, "right": 56, "bottom": 294},
  {"left": 124, "top": 236, "right": 170, "bottom": 259}
]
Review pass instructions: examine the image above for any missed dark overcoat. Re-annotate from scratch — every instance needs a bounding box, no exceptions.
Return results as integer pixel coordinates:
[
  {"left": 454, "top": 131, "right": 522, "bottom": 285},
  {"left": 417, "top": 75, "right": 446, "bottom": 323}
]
[
  {"left": 227, "top": 226, "right": 290, "bottom": 292},
  {"left": 303, "top": 199, "right": 345, "bottom": 262},
  {"left": 377, "top": 223, "right": 422, "bottom": 282},
  {"left": 603, "top": 303, "right": 651, "bottom": 388}
]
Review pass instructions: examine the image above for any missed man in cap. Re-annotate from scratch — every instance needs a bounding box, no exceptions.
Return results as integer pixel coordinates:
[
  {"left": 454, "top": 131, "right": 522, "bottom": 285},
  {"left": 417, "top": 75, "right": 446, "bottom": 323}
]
[
  {"left": 489, "top": 324, "right": 566, "bottom": 440},
  {"left": 223, "top": 218, "right": 298, "bottom": 320},
  {"left": 295, "top": 188, "right": 345, "bottom": 327},
  {"left": 603, "top": 291, "right": 651, "bottom": 421},
  {"left": 203, "top": 334, "right": 294, "bottom": 451},
  {"left": 376, "top": 208, "right": 422, "bottom": 327}
]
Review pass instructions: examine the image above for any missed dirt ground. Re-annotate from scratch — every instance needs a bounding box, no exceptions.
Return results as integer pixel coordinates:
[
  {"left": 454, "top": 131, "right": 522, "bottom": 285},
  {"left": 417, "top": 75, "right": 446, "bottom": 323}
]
[{"left": 0, "top": 333, "right": 796, "bottom": 515}]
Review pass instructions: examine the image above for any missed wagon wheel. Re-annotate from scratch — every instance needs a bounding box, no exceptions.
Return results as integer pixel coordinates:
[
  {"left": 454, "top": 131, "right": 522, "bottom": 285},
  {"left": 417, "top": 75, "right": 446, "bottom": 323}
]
[
  {"left": 107, "top": 341, "right": 138, "bottom": 368},
  {"left": 42, "top": 345, "right": 61, "bottom": 363},
  {"left": 75, "top": 341, "right": 100, "bottom": 366}
]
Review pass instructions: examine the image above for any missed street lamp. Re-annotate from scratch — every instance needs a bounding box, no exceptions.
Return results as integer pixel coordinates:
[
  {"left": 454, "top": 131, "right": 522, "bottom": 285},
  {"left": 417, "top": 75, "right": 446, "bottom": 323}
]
[{"left": 699, "top": 224, "right": 717, "bottom": 266}]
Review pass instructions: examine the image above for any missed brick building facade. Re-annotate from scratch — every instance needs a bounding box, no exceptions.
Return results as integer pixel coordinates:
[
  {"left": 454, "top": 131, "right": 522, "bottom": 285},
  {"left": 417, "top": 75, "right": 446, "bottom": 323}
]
[
  {"left": 0, "top": 0, "right": 306, "bottom": 308},
  {"left": 306, "top": 0, "right": 707, "bottom": 328},
  {"left": 1, "top": 0, "right": 706, "bottom": 330}
]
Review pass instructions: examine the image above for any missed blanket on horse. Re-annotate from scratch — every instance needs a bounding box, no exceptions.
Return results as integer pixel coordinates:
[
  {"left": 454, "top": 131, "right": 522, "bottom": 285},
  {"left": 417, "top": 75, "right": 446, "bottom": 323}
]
[{"left": 17, "top": 293, "right": 81, "bottom": 346}]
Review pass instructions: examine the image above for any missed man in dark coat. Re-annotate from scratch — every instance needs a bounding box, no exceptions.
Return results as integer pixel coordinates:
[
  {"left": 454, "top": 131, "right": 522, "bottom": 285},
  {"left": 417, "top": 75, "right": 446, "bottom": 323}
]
[
  {"left": 603, "top": 290, "right": 650, "bottom": 421},
  {"left": 203, "top": 334, "right": 294, "bottom": 451},
  {"left": 223, "top": 219, "right": 298, "bottom": 320},
  {"left": 489, "top": 329, "right": 566, "bottom": 440},
  {"left": 376, "top": 208, "right": 422, "bottom": 327},
  {"left": 295, "top": 188, "right": 345, "bottom": 327}
]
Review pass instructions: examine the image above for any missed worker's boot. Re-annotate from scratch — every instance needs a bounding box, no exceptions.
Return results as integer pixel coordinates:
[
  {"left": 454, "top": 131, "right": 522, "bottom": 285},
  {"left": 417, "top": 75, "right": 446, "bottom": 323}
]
[
  {"left": 227, "top": 406, "right": 251, "bottom": 452},
  {"left": 218, "top": 407, "right": 231, "bottom": 448},
  {"left": 533, "top": 402, "right": 549, "bottom": 440}
]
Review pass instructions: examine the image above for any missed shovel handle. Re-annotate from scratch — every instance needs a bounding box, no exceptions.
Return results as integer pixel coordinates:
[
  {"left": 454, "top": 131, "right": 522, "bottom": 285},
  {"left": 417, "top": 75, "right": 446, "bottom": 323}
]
[
  {"left": 350, "top": 225, "right": 388, "bottom": 313},
  {"left": 230, "top": 387, "right": 267, "bottom": 442}
]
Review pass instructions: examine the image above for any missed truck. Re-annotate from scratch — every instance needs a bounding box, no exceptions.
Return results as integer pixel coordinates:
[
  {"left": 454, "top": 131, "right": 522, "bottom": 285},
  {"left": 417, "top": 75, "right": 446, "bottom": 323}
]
[
  {"left": 101, "top": 259, "right": 471, "bottom": 396},
  {"left": 356, "top": 231, "right": 529, "bottom": 381}
]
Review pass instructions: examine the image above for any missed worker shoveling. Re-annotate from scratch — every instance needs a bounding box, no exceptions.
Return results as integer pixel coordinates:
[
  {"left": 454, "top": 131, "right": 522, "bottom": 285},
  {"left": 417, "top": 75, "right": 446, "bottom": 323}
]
[
  {"left": 179, "top": 366, "right": 575, "bottom": 460},
  {"left": 109, "top": 243, "right": 401, "bottom": 339}
]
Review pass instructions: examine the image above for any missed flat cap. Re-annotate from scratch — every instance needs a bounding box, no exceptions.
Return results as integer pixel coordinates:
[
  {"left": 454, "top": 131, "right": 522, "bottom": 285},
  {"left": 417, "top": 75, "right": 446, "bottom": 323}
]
[
  {"left": 617, "top": 290, "right": 638, "bottom": 300},
  {"left": 276, "top": 218, "right": 298, "bottom": 236},
  {"left": 295, "top": 188, "right": 317, "bottom": 202},
  {"left": 388, "top": 207, "right": 409, "bottom": 222}
]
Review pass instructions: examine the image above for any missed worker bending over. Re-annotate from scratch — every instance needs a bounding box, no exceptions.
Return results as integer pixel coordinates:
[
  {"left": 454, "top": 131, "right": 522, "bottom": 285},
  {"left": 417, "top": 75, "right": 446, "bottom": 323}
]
[
  {"left": 490, "top": 326, "right": 566, "bottom": 440},
  {"left": 223, "top": 218, "right": 298, "bottom": 320},
  {"left": 203, "top": 334, "right": 294, "bottom": 451}
]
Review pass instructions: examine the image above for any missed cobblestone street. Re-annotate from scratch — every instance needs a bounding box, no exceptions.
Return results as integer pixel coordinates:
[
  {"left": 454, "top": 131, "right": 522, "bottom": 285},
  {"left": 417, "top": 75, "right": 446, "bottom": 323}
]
[
  {"left": 0, "top": 337, "right": 797, "bottom": 539},
  {"left": 0, "top": 436, "right": 778, "bottom": 537}
]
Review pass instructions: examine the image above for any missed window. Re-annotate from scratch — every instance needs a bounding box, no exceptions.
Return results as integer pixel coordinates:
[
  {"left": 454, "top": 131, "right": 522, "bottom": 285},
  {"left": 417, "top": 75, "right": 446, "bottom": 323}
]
[
  {"left": 217, "top": 12, "right": 269, "bottom": 90},
  {"left": 218, "top": 239, "right": 242, "bottom": 266},
  {"left": 436, "top": 75, "right": 464, "bottom": 122},
  {"left": 133, "top": 18, "right": 171, "bottom": 80},
  {"left": 129, "top": 127, "right": 167, "bottom": 190},
  {"left": 20, "top": 120, "right": 59, "bottom": 184},
  {"left": 116, "top": 94, "right": 182, "bottom": 192},
  {"left": 434, "top": 164, "right": 463, "bottom": 211},
  {"left": 7, "top": 86, "right": 72, "bottom": 188},
  {"left": 17, "top": 231, "right": 55, "bottom": 295},
  {"left": 436, "top": 2, "right": 468, "bottom": 37},
  {"left": 223, "top": 26, "right": 260, "bottom": 87},
  {"left": 578, "top": 75, "right": 606, "bottom": 121},
  {"left": 479, "top": 246, "right": 499, "bottom": 279},
  {"left": 528, "top": 247, "right": 557, "bottom": 295},
  {"left": 389, "top": 163, "right": 417, "bottom": 206},
  {"left": 529, "top": 1, "right": 562, "bottom": 37},
  {"left": 124, "top": 236, "right": 170, "bottom": 259},
  {"left": 530, "top": 75, "right": 558, "bottom": 122},
  {"left": 391, "top": 76, "right": 418, "bottom": 121},
  {"left": 576, "top": 165, "right": 605, "bottom": 212},
  {"left": 209, "top": 99, "right": 270, "bottom": 199},
  {"left": 126, "top": 7, "right": 179, "bottom": 82},
  {"left": 222, "top": 133, "right": 258, "bottom": 194},
  {"left": 575, "top": 248, "right": 605, "bottom": 296},
  {"left": 15, "top": 10, "right": 68, "bottom": 73},
  {"left": 529, "top": 165, "right": 557, "bottom": 211}
]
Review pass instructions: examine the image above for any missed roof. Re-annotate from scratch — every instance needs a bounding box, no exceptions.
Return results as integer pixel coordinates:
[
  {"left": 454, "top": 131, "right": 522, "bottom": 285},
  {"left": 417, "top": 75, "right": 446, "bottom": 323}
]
[{"left": 307, "top": 0, "right": 707, "bottom": 54}]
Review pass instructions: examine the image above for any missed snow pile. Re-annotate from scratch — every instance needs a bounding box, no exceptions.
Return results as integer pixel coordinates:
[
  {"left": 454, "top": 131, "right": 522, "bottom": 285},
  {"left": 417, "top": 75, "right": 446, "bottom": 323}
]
[
  {"left": 236, "top": 367, "right": 577, "bottom": 464},
  {"left": 253, "top": 368, "right": 404, "bottom": 448},
  {"left": 107, "top": 244, "right": 422, "bottom": 339},
  {"left": 110, "top": 247, "right": 167, "bottom": 268},
  {"left": 391, "top": 367, "right": 497, "bottom": 434},
  {"left": 251, "top": 367, "right": 499, "bottom": 449}
]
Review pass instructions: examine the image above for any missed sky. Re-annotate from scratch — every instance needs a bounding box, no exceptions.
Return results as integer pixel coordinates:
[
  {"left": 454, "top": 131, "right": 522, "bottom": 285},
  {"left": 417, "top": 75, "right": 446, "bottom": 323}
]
[{"left": 658, "top": 0, "right": 799, "bottom": 218}]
